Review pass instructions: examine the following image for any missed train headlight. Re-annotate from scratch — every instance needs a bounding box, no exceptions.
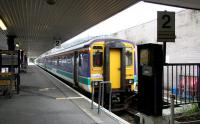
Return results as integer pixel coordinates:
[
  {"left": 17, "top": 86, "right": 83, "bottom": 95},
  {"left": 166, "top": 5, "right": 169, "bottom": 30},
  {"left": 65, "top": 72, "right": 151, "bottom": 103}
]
[
  {"left": 129, "top": 80, "right": 133, "bottom": 84},
  {"left": 92, "top": 81, "right": 100, "bottom": 87},
  {"left": 94, "top": 81, "right": 99, "bottom": 86}
]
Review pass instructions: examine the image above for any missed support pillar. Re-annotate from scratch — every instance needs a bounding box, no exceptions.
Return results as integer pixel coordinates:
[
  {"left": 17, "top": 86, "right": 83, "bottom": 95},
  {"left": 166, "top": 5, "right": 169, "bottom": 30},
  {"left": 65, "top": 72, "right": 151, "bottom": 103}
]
[
  {"left": 6, "top": 35, "right": 16, "bottom": 73},
  {"left": 20, "top": 50, "right": 24, "bottom": 65},
  {"left": 7, "top": 35, "right": 16, "bottom": 50}
]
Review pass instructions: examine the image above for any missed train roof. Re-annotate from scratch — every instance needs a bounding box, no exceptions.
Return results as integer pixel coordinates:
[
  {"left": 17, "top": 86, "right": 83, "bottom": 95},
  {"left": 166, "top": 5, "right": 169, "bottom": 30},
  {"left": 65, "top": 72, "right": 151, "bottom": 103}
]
[{"left": 38, "top": 36, "right": 134, "bottom": 58}]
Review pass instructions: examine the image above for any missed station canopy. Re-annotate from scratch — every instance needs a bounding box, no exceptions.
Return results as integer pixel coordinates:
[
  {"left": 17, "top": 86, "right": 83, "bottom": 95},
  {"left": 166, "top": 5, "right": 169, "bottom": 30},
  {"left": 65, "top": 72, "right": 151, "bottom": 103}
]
[{"left": 0, "top": 0, "right": 199, "bottom": 58}]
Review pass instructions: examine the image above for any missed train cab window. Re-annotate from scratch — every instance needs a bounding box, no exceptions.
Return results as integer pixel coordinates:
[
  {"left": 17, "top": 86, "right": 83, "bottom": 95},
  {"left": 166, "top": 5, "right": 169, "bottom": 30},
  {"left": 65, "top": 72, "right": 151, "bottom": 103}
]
[
  {"left": 125, "top": 48, "right": 133, "bottom": 66},
  {"left": 93, "top": 50, "right": 103, "bottom": 67}
]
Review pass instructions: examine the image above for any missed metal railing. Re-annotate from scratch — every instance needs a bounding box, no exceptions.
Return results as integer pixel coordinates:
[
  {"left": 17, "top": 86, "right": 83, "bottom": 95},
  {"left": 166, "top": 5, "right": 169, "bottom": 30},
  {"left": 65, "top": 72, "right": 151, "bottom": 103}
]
[
  {"left": 91, "top": 81, "right": 112, "bottom": 114},
  {"left": 163, "top": 63, "right": 200, "bottom": 107}
]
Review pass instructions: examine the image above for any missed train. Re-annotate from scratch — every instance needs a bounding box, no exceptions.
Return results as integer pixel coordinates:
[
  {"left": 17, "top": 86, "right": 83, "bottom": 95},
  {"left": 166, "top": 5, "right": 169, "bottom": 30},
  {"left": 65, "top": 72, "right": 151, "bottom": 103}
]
[{"left": 36, "top": 37, "right": 138, "bottom": 109}]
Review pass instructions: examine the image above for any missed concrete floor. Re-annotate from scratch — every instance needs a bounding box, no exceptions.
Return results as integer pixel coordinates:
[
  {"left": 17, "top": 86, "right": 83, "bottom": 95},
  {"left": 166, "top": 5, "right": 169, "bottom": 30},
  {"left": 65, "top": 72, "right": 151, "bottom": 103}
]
[{"left": 0, "top": 65, "right": 128, "bottom": 124}]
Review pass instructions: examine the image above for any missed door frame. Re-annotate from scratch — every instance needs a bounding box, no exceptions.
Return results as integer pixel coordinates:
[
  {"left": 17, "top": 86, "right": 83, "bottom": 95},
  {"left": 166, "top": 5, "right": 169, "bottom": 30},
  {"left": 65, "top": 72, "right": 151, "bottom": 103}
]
[
  {"left": 73, "top": 51, "right": 79, "bottom": 87},
  {"left": 104, "top": 40, "right": 126, "bottom": 91}
]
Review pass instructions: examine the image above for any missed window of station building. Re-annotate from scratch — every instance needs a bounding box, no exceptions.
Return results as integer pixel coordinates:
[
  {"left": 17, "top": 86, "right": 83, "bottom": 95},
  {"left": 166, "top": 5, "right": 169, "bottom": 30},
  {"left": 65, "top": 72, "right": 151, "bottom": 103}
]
[
  {"left": 125, "top": 48, "right": 133, "bottom": 66},
  {"left": 93, "top": 47, "right": 103, "bottom": 67}
]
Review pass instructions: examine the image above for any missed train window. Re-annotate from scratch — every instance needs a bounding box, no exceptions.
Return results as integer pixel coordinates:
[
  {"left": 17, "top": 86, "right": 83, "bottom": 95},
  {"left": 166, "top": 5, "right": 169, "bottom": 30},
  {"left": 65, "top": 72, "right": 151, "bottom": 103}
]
[
  {"left": 125, "top": 48, "right": 132, "bottom": 66},
  {"left": 93, "top": 50, "right": 103, "bottom": 67},
  {"left": 79, "top": 54, "right": 82, "bottom": 66},
  {"left": 93, "top": 46, "right": 102, "bottom": 49},
  {"left": 57, "top": 58, "right": 60, "bottom": 66}
]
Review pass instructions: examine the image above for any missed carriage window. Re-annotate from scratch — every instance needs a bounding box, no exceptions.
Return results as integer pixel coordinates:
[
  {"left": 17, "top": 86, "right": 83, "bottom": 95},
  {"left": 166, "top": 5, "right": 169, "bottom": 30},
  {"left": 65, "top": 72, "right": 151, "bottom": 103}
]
[
  {"left": 79, "top": 54, "right": 82, "bottom": 66},
  {"left": 93, "top": 50, "right": 103, "bottom": 67},
  {"left": 125, "top": 48, "right": 133, "bottom": 66}
]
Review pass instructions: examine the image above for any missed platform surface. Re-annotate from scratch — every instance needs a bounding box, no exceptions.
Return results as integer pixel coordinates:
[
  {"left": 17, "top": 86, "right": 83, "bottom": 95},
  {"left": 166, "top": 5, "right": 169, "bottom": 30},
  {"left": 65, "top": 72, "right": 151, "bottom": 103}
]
[{"left": 0, "top": 65, "right": 129, "bottom": 124}]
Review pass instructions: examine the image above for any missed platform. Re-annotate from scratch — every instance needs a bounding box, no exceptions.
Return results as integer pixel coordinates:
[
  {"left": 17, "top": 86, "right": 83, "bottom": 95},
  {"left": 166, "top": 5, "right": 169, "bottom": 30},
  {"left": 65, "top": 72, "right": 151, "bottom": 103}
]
[{"left": 0, "top": 65, "right": 129, "bottom": 124}]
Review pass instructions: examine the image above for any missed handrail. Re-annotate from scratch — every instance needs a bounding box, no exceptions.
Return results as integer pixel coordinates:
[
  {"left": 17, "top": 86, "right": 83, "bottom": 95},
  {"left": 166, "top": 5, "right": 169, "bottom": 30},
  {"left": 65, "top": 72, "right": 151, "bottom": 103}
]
[
  {"left": 91, "top": 81, "right": 101, "bottom": 109},
  {"left": 91, "top": 81, "right": 112, "bottom": 114}
]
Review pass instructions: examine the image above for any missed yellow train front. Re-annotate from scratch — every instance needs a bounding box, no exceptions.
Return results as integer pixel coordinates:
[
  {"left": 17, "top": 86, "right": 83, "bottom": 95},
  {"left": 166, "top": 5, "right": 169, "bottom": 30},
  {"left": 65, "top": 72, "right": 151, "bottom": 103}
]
[
  {"left": 36, "top": 38, "right": 135, "bottom": 110},
  {"left": 89, "top": 39, "right": 135, "bottom": 108}
]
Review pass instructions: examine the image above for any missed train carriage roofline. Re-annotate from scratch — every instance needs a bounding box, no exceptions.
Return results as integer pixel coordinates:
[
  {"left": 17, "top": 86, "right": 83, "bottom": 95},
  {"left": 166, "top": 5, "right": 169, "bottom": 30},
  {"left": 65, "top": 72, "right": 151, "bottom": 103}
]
[{"left": 38, "top": 37, "right": 134, "bottom": 58}]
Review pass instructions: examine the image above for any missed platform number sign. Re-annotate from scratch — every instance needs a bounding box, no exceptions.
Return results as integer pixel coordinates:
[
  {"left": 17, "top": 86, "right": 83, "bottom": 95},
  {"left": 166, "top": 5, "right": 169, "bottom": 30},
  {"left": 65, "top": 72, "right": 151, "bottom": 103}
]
[
  {"left": 55, "top": 40, "right": 60, "bottom": 46},
  {"left": 157, "top": 11, "right": 175, "bottom": 42}
]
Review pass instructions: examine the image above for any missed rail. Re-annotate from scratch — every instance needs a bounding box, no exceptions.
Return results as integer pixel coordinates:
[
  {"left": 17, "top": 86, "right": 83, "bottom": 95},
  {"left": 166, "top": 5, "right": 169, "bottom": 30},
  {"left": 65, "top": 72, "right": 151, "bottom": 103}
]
[{"left": 91, "top": 81, "right": 112, "bottom": 114}]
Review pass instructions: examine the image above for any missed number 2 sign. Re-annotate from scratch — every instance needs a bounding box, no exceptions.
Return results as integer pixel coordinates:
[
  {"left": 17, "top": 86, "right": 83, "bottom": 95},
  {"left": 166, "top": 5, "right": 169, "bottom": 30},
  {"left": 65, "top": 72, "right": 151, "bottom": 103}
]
[{"left": 157, "top": 11, "right": 175, "bottom": 42}]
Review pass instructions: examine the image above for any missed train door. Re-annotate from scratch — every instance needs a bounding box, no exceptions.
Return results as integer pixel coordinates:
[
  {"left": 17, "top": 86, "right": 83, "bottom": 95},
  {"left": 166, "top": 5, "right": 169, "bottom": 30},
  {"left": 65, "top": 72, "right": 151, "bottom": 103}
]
[
  {"left": 109, "top": 49, "right": 121, "bottom": 89},
  {"left": 73, "top": 51, "right": 79, "bottom": 86},
  {"left": 104, "top": 40, "right": 126, "bottom": 91}
]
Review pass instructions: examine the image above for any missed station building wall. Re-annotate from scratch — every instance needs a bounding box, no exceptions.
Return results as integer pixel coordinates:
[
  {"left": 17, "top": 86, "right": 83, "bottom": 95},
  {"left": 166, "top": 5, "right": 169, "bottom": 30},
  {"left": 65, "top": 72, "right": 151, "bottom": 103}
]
[{"left": 112, "top": 9, "right": 200, "bottom": 63}]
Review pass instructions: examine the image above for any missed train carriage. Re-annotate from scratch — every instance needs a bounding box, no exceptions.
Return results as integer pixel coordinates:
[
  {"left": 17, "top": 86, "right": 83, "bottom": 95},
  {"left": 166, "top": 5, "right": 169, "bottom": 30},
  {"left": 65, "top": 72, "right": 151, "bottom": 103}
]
[{"left": 36, "top": 37, "right": 136, "bottom": 106}]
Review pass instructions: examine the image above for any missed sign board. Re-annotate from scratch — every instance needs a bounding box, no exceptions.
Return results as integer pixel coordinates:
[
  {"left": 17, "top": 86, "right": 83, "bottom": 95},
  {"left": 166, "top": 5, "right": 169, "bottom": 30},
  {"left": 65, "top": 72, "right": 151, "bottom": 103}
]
[
  {"left": 55, "top": 40, "right": 60, "bottom": 46},
  {"left": 55, "top": 40, "right": 61, "bottom": 48},
  {"left": 157, "top": 11, "right": 175, "bottom": 42}
]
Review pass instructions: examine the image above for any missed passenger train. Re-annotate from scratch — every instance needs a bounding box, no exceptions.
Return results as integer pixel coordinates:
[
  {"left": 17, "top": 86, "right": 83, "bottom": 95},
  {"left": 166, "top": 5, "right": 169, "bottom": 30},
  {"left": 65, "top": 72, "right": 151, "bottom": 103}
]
[{"left": 36, "top": 37, "right": 137, "bottom": 108}]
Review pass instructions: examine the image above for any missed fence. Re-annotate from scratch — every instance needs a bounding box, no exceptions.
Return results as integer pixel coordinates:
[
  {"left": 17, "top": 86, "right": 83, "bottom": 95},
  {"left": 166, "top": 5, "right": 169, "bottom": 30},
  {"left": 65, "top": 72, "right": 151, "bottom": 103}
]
[{"left": 163, "top": 63, "right": 200, "bottom": 107}]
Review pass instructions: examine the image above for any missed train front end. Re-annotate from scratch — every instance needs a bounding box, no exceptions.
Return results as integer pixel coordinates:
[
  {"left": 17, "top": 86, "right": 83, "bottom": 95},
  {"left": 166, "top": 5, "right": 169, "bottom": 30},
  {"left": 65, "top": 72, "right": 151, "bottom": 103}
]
[{"left": 89, "top": 39, "right": 135, "bottom": 109}]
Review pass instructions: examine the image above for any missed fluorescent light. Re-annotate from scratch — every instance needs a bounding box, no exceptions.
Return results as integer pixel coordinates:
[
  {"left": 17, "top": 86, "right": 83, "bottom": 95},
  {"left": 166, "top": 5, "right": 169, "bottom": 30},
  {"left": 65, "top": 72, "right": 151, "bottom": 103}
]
[
  {"left": 16, "top": 43, "right": 19, "bottom": 47},
  {"left": 0, "top": 19, "right": 7, "bottom": 30}
]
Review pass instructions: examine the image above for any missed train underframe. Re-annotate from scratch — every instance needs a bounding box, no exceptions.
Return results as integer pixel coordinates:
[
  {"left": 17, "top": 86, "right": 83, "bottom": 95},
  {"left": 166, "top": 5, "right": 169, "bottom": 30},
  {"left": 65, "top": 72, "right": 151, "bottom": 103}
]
[{"left": 93, "top": 86, "right": 136, "bottom": 112}]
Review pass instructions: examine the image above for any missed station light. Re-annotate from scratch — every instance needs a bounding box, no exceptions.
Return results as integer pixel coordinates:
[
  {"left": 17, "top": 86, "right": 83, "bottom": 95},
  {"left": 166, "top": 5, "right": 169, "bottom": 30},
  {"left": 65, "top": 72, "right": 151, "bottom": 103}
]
[
  {"left": 46, "top": 0, "right": 56, "bottom": 5},
  {"left": 16, "top": 43, "right": 19, "bottom": 47},
  {"left": 0, "top": 19, "right": 7, "bottom": 30}
]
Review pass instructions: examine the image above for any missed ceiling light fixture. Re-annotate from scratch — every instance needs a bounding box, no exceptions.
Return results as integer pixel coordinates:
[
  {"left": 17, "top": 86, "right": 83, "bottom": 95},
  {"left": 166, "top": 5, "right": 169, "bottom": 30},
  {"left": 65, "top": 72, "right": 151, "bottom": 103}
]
[
  {"left": 16, "top": 43, "right": 19, "bottom": 47},
  {"left": 46, "top": 0, "right": 56, "bottom": 5},
  {"left": 0, "top": 18, "right": 7, "bottom": 30}
]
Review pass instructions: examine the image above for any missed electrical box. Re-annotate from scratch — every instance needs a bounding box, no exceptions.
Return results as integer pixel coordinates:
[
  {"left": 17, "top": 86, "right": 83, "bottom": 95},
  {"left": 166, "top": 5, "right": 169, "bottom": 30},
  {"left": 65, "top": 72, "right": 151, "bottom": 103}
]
[{"left": 137, "top": 44, "right": 163, "bottom": 116}]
